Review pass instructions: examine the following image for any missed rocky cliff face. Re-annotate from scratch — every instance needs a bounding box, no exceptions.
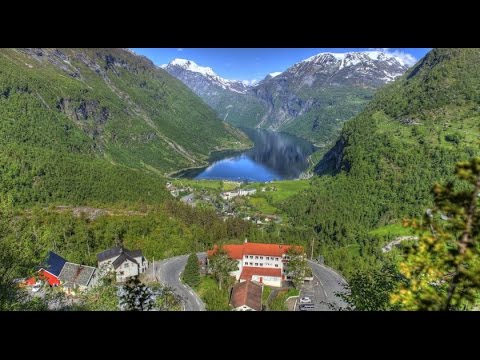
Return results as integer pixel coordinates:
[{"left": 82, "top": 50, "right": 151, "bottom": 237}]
[
  {"left": 253, "top": 51, "right": 409, "bottom": 136},
  {"left": 162, "top": 59, "right": 266, "bottom": 128}
]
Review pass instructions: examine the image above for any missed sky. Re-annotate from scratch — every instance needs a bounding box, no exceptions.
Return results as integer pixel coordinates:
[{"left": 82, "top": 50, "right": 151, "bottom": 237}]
[{"left": 131, "top": 48, "right": 431, "bottom": 83}]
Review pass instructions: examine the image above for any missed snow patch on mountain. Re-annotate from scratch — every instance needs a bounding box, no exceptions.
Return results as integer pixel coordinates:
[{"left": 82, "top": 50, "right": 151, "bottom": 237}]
[{"left": 164, "top": 58, "right": 254, "bottom": 94}]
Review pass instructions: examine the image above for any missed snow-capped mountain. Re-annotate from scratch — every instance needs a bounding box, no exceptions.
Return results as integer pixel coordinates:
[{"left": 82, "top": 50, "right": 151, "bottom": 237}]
[
  {"left": 251, "top": 51, "right": 410, "bottom": 142},
  {"left": 162, "top": 58, "right": 251, "bottom": 94},
  {"left": 163, "top": 51, "right": 412, "bottom": 145},
  {"left": 283, "top": 51, "right": 409, "bottom": 86},
  {"left": 162, "top": 58, "right": 267, "bottom": 127}
]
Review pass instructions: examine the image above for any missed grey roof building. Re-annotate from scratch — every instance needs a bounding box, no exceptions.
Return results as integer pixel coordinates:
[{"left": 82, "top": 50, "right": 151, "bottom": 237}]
[
  {"left": 97, "top": 246, "right": 148, "bottom": 283},
  {"left": 58, "top": 262, "right": 97, "bottom": 290}
]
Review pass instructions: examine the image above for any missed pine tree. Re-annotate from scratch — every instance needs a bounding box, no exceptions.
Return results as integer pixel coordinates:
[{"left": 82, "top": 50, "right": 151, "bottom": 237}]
[
  {"left": 182, "top": 253, "right": 200, "bottom": 289},
  {"left": 119, "top": 276, "right": 155, "bottom": 311},
  {"left": 391, "top": 157, "right": 480, "bottom": 310}
]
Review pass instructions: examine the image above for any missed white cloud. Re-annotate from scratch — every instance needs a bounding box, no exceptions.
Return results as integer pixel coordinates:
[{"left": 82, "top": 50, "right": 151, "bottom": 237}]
[
  {"left": 177, "top": 48, "right": 183, "bottom": 52},
  {"left": 371, "top": 48, "right": 418, "bottom": 66}
]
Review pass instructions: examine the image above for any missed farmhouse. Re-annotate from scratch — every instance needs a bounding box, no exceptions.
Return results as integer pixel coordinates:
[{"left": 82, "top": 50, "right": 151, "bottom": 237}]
[
  {"left": 26, "top": 251, "right": 98, "bottom": 293},
  {"left": 97, "top": 246, "right": 148, "bottom": 282},
  {"left": 26, "top": 251, "right": 67, "bottom": 287}
]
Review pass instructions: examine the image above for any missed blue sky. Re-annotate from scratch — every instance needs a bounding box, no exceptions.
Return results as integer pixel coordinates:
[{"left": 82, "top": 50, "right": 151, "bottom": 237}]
[{"left": 131, "top": 48, "right": 431, "bottom": 82}]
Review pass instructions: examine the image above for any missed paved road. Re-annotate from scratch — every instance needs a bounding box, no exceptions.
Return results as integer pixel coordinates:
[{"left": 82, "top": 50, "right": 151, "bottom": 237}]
[
  {"left": 152, "top": 253, "right": 206, "bottom": 311},
  {"left": 296, "top": 261, "right": 349, "bottom": 311}
]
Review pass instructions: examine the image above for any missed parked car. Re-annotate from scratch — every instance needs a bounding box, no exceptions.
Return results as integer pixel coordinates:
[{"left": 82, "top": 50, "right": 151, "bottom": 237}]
[
  {"left": 299, "top": 296, "right": 312, "bottom": 303},
  {"left": 299, "top": 303, "right": 315, "bottom": 311},
  {"left": 31, "top": 281, "right": 43, "bottom": 293}
]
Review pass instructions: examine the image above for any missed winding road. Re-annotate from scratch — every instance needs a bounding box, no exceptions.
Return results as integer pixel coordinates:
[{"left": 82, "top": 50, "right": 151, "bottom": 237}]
[
  {"left": 152, "top": 253, "right": 206, "bottom": 311},
  {"left": 296, "top": 261, "right": 349, "bottom": 311},
  {"left": 150, "top": 253, "right": 348, "bottom": 311}
]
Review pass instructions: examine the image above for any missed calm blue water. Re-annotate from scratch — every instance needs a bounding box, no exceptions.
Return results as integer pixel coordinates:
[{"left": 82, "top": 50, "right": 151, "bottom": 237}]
[
  {"left": 193, "top": 129, "right": 316, "bottom": 182},
  {"left": 196, "top": 154, "right": 282, "bottom": 181}
]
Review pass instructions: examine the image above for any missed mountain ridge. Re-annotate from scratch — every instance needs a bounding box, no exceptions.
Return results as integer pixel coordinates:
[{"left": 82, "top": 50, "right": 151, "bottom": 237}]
[{"left": 164, "top": 51, "right": 410, "bottom": 146}]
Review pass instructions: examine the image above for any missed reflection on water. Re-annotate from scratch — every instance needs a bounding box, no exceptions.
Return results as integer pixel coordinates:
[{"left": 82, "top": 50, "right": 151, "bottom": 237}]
[{"left": 191, "top": 128, "right": 316, "bottom": 182}]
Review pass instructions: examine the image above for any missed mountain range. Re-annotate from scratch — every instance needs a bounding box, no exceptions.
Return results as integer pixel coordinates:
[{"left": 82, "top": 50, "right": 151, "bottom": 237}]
[{"left": 163, "top": 51, "right": 409, "bottom": 147}]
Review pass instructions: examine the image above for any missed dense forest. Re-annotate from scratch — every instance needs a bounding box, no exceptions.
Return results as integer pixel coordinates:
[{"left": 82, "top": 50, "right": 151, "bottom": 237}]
[{"left": 282, "top": 49, "right": 480, "bottom": 279}]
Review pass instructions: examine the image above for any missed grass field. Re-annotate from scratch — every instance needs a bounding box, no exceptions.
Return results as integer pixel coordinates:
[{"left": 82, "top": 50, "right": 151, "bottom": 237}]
[
  {"left": 369, "top": 223, "right": 414, "bottom": 238},
  {"left": 195, "top": 276, "right": 230, "bottom": 311}
]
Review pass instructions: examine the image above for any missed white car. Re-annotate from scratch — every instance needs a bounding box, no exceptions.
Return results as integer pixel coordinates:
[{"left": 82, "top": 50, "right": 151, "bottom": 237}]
[
  {"left": 299, "top": 296, "right": 312, "bottom": 303},
  {"left": 31, "top": 281, "right": 43, "bottom": 293}
]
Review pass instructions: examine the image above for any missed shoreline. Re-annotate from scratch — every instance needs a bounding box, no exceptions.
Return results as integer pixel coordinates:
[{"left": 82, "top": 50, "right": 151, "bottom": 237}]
[{"left": 167, "top": 145, "right": 253, "bottom": 179}]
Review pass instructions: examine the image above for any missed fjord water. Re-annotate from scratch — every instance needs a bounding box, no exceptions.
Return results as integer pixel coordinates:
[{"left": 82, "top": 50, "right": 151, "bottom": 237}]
[{"left": 193, "top": 128, "right": 316, "bottom": 181}]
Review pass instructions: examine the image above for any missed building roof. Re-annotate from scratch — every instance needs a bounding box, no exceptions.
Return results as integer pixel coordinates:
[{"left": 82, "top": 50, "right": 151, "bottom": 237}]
[
  {"left": 207, "top": 243, "right": 304, "bottom": 260},
  {"left": 41, "top": 251, "right": 67, "bottom": 277},
  {"left": 111, "top": 252, "right": 139, "bottom": 269},
  {"left": 127, "top": 249, "right": 143, "bottom": 259},
  {"left": 240, "top": 267, "right": 282, "bottom": 281},
  {"left": 230, "top": 280, "right": 263, "bottom": 311},
  {"left": 97, "top": 246, "right": 143, "bottom": 262},
  {"left": 58, "top": 262, "right": 96, "bottom": 287}
]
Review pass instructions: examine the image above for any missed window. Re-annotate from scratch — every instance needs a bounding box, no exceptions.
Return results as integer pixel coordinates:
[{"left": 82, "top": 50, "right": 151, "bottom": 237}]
[
  {"left": 260, "top": 263, "right": 263, "bottom": 266},
  {"left": 266, "top": 257, "right": 269, "bottom": 260},
  {"left": 275, "top": 264, "right": 278, "bottom": 267},
  {"left": 260, "top": 256, "right": 263, "bottom": 260},
  {"left": 250, "top": 256, "right": 253, "bottom": 259},
  {"left": 119, "top": 271, "right": 124, "bottom": 275},
  {"left": 255, "top": 256, "right": 258, "bottom": 259},
  {"left": 255, "top": 263, "right": 258, "bottom": 266},
  {"left": 124, "top": 262, "right": 129, "bottom": 268}
]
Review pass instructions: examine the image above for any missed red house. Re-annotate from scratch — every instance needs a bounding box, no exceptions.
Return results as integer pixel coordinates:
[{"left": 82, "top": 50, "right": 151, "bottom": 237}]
[{"left": 26, "top": 251, "right": 67, "bottom": 287}]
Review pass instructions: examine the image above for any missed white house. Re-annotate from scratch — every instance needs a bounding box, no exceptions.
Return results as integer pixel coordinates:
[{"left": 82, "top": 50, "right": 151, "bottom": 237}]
[
  {"left": 97, "top": 246, "right": 148, "bottom": 283},
  {"left": 221, "top": 189, "right": 256, "bottom": 201},
  {"left": 208, "top": 241, "right": 304, "bottom": 288}
]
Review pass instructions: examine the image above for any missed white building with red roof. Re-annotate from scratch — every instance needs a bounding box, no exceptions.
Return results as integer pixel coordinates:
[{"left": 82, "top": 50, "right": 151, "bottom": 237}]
[{"left": 207, "top": 241, "right": 304, "bottom": 287}]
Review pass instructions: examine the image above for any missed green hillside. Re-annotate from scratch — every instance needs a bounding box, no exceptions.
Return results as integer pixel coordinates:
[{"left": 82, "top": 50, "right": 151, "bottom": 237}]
[
  {"left": 0, "top": 48, "right": 249, "bottom": 174},
  {"left": 270, "top": 85, "right": 375, "bottom": 146},
  {"left": 284, "top": 48, "right": 480, "bottom": 278},
  {"left": 0, "top": 48, "right": 252, "bottom": 206}
]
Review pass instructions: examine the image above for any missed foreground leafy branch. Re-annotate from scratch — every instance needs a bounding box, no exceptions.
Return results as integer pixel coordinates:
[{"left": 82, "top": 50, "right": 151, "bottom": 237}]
[{"left": 392, "top": 158, "right": 480, "bottom": 310}]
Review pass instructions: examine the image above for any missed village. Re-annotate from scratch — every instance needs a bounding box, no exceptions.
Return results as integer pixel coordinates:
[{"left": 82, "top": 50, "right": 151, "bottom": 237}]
[
  {"left": 166, "top": 180, "right": 282, "bottom": 226},
  {"left": 17, "top": 238, "right": 326, "bottom": 311}
]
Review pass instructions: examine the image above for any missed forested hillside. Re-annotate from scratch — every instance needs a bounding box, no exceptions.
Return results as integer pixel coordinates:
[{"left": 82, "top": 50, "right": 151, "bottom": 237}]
[{"left": 284, "top": 48, "right": 480, "bottom": 278}]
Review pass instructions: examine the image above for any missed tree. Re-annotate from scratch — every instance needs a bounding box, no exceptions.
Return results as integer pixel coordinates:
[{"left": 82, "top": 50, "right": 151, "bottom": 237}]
[
  {"left": 391, "top": 158, "right": 480, "bottom": 310},
  {"left": 286, "top": 247, "right": 308, "bottom": 290},
  {"left": 182, "top": 253, "right": 200, "bottom": 288},
  {"left": 339, "top": 264, "right": 406, "bottom": 311},
  {"left": 208, "top": 247, "right": 238, "bottom": 290},
  {"left": 119, "top": 276, "right": 155, "bottom": 311},
  {"left": 80, "top": 272, "right": 118, "bottom": 311},
  {"left": 155, "top": 284, "right": 183, "bottom": 311}
]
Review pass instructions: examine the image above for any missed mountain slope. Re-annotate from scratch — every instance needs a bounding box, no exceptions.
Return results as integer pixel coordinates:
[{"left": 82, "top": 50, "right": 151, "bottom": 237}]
[
  {"left": 0, "top": 48, "right": 249, "bottom": 174},
  {"left": 254, "top": 51, "right": 409, "bottom": 146},
  {"left": 163, "top": 58, "right": 266, "bottom": 127},
  {"left": 283, "top": 48, "right": 480, "bottom": 277},
  {"left": 0, "top": 48, "right": 250, "bottom": 206}
]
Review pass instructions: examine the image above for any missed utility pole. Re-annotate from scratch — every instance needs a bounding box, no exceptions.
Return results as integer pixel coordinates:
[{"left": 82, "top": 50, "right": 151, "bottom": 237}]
[
  {"left": 310, "top": 237, "right": 315, "bottom": 260},
  {"left": 152, "top": 256, "right": 155, "bottom": 280}
]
